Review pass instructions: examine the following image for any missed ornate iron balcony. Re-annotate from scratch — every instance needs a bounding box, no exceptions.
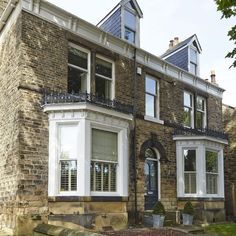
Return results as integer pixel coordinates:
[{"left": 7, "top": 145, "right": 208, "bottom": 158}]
[
  {"left": 42, "top": 92, "right": 133, "bottom": 114},
  {"left": 164, "top": 120, "right": 228, "bottom": 140}
]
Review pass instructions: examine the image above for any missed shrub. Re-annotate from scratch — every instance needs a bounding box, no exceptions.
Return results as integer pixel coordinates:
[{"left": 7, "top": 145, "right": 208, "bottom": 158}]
[
  {"left": 153, "top": 201, "right": 166, "bottom": 215},
  {"left": 183, "top": 201, "right": 194, "bottom": 215}
]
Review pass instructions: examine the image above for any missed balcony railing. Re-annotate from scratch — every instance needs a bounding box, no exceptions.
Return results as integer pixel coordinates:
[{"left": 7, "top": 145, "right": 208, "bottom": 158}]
[
  {"left": 42, "top": 92, "right": 133, "bottom": 114},
  {"left": 164, "top": 120, "right": 228, "bottom": 140}
]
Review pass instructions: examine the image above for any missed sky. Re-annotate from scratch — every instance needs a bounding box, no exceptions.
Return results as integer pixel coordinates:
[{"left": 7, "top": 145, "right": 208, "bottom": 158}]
[{"left": 48, "top": 0, "right": 236, "bottom": 107}]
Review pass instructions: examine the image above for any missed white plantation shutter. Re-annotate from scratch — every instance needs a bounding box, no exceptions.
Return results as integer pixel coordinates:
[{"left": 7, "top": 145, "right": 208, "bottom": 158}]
[{"left": 92, "top": 129, "right": 117, "bottom": 162}]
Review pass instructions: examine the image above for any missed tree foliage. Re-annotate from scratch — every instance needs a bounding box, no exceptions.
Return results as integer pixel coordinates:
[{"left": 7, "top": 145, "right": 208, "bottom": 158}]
[{"left": 215, "top": 0, "right": 236, "bottom": 68}]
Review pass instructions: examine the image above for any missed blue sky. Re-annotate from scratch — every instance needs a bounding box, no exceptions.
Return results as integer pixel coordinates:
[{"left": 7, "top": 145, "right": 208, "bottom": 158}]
[{"left": 48, "top": 0, "right": 236, "bottom": 107}]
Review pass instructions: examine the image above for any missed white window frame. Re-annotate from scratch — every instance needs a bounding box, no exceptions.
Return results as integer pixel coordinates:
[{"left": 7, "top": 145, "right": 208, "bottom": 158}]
[
  {"left": 68, "top": 42, "right": 91, "bottom": 94},
  {"left": 95, "top": 54, "right": 115, "bottom": 100},
  {"left": 183, "top": 91, "right": 194, "bottom": 128},
  {"left": 47, "top": 105, "right": 129, "bottom": 198},
  {"left": 144, "top": 75, "right": 164, "bottom": 125},
  {"left": 188, "top": 46, "right": 199, "bottom": 76},
  {"left": 196, "top": 96, "right": 207, "bottom": 129},
  {"left": 175, "top": 137, "right": 225, "bottom": 198}
]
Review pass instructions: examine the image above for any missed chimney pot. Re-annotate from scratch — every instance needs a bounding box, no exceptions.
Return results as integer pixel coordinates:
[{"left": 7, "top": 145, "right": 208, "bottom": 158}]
[
  {"left": 169, "top": 40, "right": 174, "bottom": 48},
  {"left": 210, "top": 70, "right": 217, "bottom": 85},
  {"left": 173, "top": 37, "right": 179, "bottom": 46}
]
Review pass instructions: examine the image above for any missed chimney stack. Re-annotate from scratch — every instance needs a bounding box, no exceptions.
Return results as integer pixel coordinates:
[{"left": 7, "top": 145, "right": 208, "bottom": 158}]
[
  {"left": 173, "top": 37, "right": 179, "bottom": 46},
  {"left": 210, "top": 70, "right": 218, "bottom": 85},
  {"left": 169, "top": 40, "right": 174, "bottom": 49}
]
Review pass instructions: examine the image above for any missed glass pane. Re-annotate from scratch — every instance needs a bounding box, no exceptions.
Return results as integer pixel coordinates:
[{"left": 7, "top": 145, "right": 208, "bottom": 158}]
[
  {"left": 197, "top": 97, "right": 205, "bottom": 111},
  {"left": 183, "top": 107, "right": 191, "bottom": 127},
  {"left": 145, "top": 148, "right": 156, "bottom": 159},
  {"left": 190, "top": 48, "right": 197, "bottom": 63},
  {"left": 68, "top": 46, "right": 87, "bottom": 69},
  {"left": 184, "top": 149, "right": 196, "bottom": 171},
  {"left": 59, "top": 125, "right": 77, "bottom": 160},
  {"left": 190, "top": 62, "right": 197, "bottom": 75},
  {"left": 103, "top": 163, "right": 109, "bottom": 191},
  {"left": 95, "top": 76, "right": 111, "bottom": 99},
  {"left": 60, "top": 160, "right": 77, "bottom": 192},
  {"left": 196, "top": 111, "right": 204, "bottom": 129},
  {"left": 150, "top": 162, "right": 157, "bottom": 191},
  {"left": 110, "top": 164, "right": 117, "bottom": 191},
  {"left": 184, "top": 173, "right": 196, "bottom": 194},
  {"left": 95, "top": 58, "right": 112, "bottom": 78},
  {"left": 125, "top": 10, "right": 136, "bottom": 29},
  {"left": 92, "top": 129, "right": 118, "bottom": 162},
  {"left": 206, "top": 173, "right": 218, "bottom": 194},
  {"left": 206, "top": 151, "right": 218, "bottom": 173},
  {"left": 145, "top": 94, "right": 156, "bottom": 117},
  {"left": 68, "top": 66, "right": 87, "bottom": 93},
  {"left": 125, "top": 28, "right": 135, "bottom": 43},
  {"left": 146, "top": 77, "right": 156, "bottom": 95},
  {"left": 94, "top": 163, "right": 102, "bottom": 191},
  {"left": 184, "top": 92, "right": 192, "bottom": 107}
]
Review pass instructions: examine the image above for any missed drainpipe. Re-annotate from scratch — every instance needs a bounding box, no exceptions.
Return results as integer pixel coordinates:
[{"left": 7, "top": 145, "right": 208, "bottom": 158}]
[{"left": 133, "top": 48, "right": 138, "bottom": 224}]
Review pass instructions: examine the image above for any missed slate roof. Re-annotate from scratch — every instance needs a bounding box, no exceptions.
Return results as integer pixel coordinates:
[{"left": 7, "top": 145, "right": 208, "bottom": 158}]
[{"left": 160, "top": 34, "right": 202, "bottom": 58}]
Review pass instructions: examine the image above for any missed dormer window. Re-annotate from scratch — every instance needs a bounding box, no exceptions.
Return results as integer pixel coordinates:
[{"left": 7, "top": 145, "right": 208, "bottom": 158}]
[
  {"left": 124, "top": 9, "right": 136, "bottom": 43},
  {"left": 190, "top": 47, "right": 198, "bottom": 75}
]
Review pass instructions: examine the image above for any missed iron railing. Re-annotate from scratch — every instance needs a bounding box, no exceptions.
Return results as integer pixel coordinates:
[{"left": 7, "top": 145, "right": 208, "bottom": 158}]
[
  {"left": 42, "top": 92, "right": 133, "bottom": 114},
  {"left": 164, "top": 120, "right": 228, "bottom": 140}
]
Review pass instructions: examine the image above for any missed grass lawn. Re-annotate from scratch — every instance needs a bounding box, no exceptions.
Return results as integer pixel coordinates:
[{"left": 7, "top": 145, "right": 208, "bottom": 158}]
[{"left": 205, "top": 223, "right": 236, "bottom": 235}]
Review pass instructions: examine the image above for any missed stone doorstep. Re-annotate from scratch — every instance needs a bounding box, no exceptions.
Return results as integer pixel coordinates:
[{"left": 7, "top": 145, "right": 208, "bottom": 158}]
[{"left": 34, "top": 224, "right": 103, "bottom": 236}]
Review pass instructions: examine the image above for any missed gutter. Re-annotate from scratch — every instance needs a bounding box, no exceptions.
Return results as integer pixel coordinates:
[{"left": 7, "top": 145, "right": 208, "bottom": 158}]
[{"left": 0, "top": 0, "right": 18, "bottom": 33}]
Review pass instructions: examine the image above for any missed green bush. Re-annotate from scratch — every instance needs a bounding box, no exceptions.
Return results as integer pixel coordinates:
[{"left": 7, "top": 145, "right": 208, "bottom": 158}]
[
  {"left": 183, "top": 201, "right": 194, "bottom": 215},
  {"left": 153, "top": 201, "right": 166, "bottom": 215}
]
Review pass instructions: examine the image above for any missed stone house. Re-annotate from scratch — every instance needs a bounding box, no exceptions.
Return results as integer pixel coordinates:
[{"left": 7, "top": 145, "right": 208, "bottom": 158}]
[{"left": 0, "top": 0, "right": 228, "bottom": 234}]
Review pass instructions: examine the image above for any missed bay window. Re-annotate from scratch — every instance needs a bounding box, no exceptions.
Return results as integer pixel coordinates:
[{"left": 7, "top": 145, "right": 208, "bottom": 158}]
[
  {"left": 184, "top": 149, "right": 196, "bottom": 194},
  {"left": 91, "top": 129, "right": 118, "bottom": 192},
  {"left": 175, "top": 137, "right": 225, "bottom": 198},
  {"left": 68, "top": 43, "right": 90, "bottom": 93},
  {"left": 206, "top": 150, "right": 218, "bottom": 194}
]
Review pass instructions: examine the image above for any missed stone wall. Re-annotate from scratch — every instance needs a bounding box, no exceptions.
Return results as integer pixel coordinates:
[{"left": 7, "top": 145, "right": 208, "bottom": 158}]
[
  {"left": 223, "top": 104, "right": 236, "bottom": 220},
  {"left": 0, "top": 0, "right": 9, "bottom": 16},
  {"left": 0, "top": 12, "right": 21, "bottom": 232}
]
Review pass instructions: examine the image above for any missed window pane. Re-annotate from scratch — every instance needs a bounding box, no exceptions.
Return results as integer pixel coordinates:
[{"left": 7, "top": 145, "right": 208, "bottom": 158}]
[
  {"left": 95, "top": 58, "right": 112, "bottom": 78},
  {"left": 90, "top": 162, "right": 117, "bottom": 192},
  {"left": 184, "top": 173, "right": 196, "bottom": 194},
  {"left": 183, "top": 107, "right": 191, "bottom": 127},
  {"left": 184, "top": 92, "right": 192, "bottom": 107},
  {"left": 125, "top": 10, "right": 136, "bottom": 29},
  {"left": 146, "top": 77, "right": 156, "bottom": 95},
  {"left": 145, "top": 94, "right": 155, "bottom": 117},
  {"left": 150, "top": 162, "right": 157, "bottom": 191},
  {"left": 60, "top": 160, "right": 77, "bottom": 192},
  {"left": 145, "top": 148, "right": 156, "bottom": 159},
  {"left": 206, "top": 173, "right": 218, "bottom": 194},
  {"left": 190, "top": 48, "right": 197, "bottom": 63},
  {"left": 92, "top": 129, "right": 118, "bottom": 162},
  {"left": 95, "top": 76, "right": 111, "bottom": 99},
  {"left": 68, "top": 46, "right": 87, "bottom": 69},
  {"left": 197, "top": 97, "right": 205, "bottom": 111},
  {"left": 125, "top": 28, "right": 135, "bottom": 43},
  {"left": 206, "top": 151, "right": 218, "bottom": 173},
  {"left": 190, "top": 62, "right": 197, "bottom": 75},
  {"left": 68, "top": 66, "right": 87, "bottom": 93},
  {"left": 196, "top": 111, "right": 204, "bottom": 129},
  {"left": 59, "top": 125, "right": 77, "bottom": 160},
  {"left": 184, "top": 150, "right": 196, "bottom": 171}
]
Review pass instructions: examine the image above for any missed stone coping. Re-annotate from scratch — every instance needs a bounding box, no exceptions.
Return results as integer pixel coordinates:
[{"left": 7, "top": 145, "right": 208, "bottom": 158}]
[{"left": 34, "top": 224, "right": 103, "bottom": 236}]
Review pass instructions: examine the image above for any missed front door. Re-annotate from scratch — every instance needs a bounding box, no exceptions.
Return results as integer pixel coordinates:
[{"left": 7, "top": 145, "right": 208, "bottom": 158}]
[{"left": 144, "top": 148, "right": 158, "bottom": 210}]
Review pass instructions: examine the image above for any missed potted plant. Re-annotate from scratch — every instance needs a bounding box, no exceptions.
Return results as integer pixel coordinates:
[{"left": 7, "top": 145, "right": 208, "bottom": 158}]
[
  {"left": 152, "top": 201, "right": 166, "bottom": 228},
  {"left": 182, "top": 201, "right": 194, "bottom": 225}
]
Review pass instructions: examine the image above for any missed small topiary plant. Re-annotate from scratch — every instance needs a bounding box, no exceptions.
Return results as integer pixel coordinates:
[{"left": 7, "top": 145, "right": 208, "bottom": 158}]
[
  {"left": 183, "top": 201, "right": 195, "bottom": 215},
  {"left": 153, "top": 201, "right": 166, "bottom": 215}
]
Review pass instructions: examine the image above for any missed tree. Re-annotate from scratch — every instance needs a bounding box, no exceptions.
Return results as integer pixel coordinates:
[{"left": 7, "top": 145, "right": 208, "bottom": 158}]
[{"left": 215, "top": 0, "right": 236, "bottom": 68}]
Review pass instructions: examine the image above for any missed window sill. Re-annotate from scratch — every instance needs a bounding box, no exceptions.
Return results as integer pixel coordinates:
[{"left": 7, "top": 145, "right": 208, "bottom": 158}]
[
  {"left": 144, "top": 116, "right": 164, "bottom": 125},
  {"left": 48, "top": 196, "right": 129, "bottom": 202},
  {"left": 177, "top": 196, "right": 224, "bottom": 201}
]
